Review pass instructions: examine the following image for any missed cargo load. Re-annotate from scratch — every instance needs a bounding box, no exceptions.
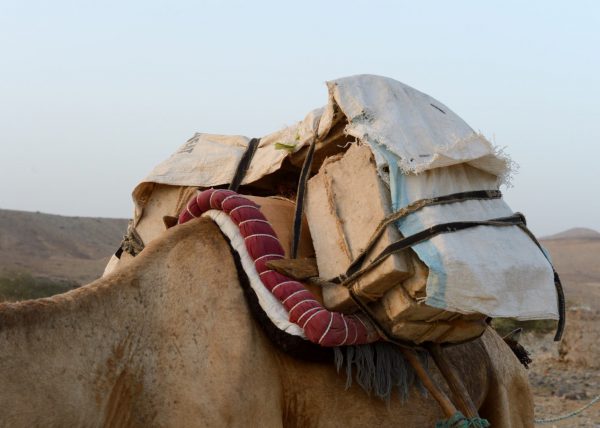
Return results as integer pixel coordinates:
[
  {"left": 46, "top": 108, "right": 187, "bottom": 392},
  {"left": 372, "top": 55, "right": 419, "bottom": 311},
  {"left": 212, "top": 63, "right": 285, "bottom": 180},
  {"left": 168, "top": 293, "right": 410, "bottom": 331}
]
[{"left": 105, "top": 74, "right": 564, "bottom": 345}]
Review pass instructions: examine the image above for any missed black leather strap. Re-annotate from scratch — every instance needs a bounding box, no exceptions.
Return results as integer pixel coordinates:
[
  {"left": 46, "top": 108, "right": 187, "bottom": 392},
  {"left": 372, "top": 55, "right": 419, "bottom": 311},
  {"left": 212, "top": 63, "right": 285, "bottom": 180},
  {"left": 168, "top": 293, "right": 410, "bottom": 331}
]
[
  {"left": 334, "top": 213, "right": 527, "bottom": 285},
  {"left": 345, "top": 190, "right": 503, "bottom": 277},
  {"left": 331, "top": 211, "right": 565, "bottom": 342},
  {"left": 229, "top": 138, "right": 260, "bottom": 192},
  {"left": 291, "top": 141, "right": 316, "bottom": 259},
  {"left": 511, "top": 223, "right": 566, "bottom": 341}
]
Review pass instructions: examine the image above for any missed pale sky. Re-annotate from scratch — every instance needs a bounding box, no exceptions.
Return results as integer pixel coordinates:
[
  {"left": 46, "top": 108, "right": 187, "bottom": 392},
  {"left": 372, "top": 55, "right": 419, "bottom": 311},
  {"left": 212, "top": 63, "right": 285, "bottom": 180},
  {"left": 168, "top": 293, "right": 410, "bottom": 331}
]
[{"left": 1, "top": 1, "right": 598, "bottom": 236}]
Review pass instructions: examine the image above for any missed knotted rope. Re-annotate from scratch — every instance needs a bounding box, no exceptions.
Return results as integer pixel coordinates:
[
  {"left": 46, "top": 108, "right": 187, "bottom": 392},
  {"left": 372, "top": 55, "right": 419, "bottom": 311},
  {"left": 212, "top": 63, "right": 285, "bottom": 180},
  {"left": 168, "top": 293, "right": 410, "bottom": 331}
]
[
  {"left": 435, "top": 412, "right": 490, "bottom": 428},
  {"left": 119, "top": 220, "right": 145, "bottom": 257}
]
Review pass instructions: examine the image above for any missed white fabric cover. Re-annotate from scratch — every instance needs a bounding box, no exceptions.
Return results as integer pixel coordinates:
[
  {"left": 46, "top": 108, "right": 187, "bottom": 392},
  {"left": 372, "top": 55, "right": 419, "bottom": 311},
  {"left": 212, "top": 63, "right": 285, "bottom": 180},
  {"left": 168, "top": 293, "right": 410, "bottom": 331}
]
[
  {"left": 395, "top": 164, "right": 558, "bottom": 320},
  {"left": 139, "top": 108, "right": 325, "bottom": 189},
  {"left": 137, "top": 75, "right": 511, "bottom": 193},
  {"left": 326, "top": 75, "right": 511, "bottom": 182}
]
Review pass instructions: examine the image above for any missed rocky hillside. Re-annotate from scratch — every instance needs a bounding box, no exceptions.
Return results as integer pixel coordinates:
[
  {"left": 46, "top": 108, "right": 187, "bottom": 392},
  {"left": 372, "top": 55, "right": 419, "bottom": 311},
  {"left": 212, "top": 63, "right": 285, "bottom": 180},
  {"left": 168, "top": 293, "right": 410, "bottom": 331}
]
[{"left": 0, "top": 208, "right": 128, "bottom": 285}]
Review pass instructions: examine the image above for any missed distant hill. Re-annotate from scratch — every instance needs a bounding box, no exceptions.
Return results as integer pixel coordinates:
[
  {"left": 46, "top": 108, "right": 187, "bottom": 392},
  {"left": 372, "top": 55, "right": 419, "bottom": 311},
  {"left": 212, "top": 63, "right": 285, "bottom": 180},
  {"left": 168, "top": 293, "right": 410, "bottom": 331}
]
[
  {"left": 540, "top": 230, "right": 600, "bottom": 311},
  {"left": 0, "top": 208, "right": 128, "bottom": 285},
  {"left": 542, "top": 227, "right": 600, "bottom": 241}
]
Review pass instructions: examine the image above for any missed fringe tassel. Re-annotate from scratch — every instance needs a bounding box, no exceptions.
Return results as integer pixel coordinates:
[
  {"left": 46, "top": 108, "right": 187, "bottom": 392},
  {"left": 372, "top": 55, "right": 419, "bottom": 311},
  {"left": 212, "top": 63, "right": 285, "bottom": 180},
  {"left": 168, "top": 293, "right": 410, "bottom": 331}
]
[{"left": 333, "top": 342, "right": 427, "bottom": 401}]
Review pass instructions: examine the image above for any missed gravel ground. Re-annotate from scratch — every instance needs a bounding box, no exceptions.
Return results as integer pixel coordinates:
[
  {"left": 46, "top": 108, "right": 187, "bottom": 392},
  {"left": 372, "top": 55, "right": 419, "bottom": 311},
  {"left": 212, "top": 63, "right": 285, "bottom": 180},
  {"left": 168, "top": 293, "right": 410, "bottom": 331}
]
[{"left": 523, "top": 308, "right": 600, "bottom": 427}]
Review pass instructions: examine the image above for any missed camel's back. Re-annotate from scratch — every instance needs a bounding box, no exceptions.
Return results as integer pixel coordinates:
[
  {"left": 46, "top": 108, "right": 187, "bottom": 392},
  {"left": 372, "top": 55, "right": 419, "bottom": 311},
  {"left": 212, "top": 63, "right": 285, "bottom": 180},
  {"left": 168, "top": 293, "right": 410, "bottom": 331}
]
[{"left": 0, "top": 218, "right": 533, "bottom": 427}]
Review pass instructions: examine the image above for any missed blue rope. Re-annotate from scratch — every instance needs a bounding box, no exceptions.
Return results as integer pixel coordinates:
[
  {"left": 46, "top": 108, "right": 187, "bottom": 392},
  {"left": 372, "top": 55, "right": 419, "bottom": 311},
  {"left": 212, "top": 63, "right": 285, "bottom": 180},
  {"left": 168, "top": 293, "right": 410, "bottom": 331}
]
[{"left": 435, "top": 412, "right": 490, "bottom": 428}]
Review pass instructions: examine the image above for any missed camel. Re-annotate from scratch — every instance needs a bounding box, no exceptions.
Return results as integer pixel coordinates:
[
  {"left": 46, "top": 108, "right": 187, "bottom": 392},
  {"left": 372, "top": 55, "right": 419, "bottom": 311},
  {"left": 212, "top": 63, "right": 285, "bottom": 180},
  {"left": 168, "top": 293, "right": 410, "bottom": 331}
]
[{"left": 0, "top": 217, "right": 534, "bottom": 427}]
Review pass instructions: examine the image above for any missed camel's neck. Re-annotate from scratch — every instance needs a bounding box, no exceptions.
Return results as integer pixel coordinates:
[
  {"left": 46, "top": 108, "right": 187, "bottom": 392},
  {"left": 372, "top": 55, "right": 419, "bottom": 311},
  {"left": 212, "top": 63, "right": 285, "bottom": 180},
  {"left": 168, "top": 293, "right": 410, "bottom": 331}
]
[{"left": 0, "top": 264, "right": 155, "bottom": 425}]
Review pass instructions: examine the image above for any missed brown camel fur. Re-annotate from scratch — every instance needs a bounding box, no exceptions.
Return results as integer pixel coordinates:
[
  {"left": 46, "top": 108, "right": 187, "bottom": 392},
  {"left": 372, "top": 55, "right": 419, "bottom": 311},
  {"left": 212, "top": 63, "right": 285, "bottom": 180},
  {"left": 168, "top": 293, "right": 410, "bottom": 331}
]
[{"left": 0, "top": 218, "right": 534, "bottom": 427}]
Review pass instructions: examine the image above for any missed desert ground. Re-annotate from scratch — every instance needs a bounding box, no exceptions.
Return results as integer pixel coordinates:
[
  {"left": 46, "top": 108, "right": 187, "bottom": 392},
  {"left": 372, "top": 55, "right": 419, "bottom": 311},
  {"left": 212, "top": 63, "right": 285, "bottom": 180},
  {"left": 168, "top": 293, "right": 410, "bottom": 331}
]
[
  {"left": 0, "top": 209, "right": 598, "bottom": 426},
  {"left": 522, "top": 229, "right": 600, "bottom": 427}
]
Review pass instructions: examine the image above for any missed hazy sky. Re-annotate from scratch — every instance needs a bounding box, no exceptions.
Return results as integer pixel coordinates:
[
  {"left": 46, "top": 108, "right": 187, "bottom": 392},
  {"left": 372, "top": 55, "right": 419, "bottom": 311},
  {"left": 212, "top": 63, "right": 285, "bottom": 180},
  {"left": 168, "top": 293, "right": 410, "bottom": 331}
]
[{"left": 1, "top": 1, "right": 598, "bottom": 236}]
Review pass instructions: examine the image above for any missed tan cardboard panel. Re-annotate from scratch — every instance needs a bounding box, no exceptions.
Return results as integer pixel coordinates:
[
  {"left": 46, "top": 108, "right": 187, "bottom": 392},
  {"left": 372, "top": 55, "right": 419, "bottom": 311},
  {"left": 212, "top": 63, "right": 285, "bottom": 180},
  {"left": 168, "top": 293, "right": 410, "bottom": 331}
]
[{"left": 305, "top": 144, "right": 412, "bottom": 310}]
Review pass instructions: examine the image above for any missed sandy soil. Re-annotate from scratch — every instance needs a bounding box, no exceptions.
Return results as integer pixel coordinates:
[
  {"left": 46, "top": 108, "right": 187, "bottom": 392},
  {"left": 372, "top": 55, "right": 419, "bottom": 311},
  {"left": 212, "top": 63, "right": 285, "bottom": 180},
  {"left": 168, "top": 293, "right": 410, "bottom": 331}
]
[{"left": 0, "top": 208, "right": 127, "bottom": 283}]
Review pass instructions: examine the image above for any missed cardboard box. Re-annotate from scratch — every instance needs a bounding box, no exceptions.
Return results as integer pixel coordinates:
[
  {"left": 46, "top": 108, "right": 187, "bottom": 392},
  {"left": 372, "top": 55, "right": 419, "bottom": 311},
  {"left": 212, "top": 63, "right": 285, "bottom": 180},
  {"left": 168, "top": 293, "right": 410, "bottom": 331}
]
[{"left": 305, "top": 144, "right": 412, "bottom": 311}]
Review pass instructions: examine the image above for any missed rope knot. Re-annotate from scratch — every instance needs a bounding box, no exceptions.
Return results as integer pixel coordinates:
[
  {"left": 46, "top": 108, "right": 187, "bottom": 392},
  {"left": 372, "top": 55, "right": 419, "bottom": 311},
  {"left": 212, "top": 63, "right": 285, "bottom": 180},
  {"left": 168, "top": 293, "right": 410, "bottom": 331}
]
[{"left": 435, "top": 412, "right": 490, "bottom": 428}]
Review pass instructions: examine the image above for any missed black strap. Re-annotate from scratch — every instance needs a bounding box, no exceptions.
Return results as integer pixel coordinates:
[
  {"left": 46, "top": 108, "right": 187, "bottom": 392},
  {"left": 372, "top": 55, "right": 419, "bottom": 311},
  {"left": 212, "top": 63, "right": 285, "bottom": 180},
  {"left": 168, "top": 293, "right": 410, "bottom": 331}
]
[
  {"left": 552, "top": 270, "right": 566, "bottom": 341},
  {"left": 332, "top": 211, "right": 565, "bottom": 342},
  {"left": 333, "top": 213, "right": 527, "bottom": 285},
  {"left": 511, "top": 223, "right": 566, "bottom": 341},
  {"left": 291, "top": 141, "right": 316, "bottom": 259},
  {"left": 345, "top": 190, "right": 502, "bottom": 277},
  {"left": 229, "top": 138, "right": 260, "bottom": 192}
]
